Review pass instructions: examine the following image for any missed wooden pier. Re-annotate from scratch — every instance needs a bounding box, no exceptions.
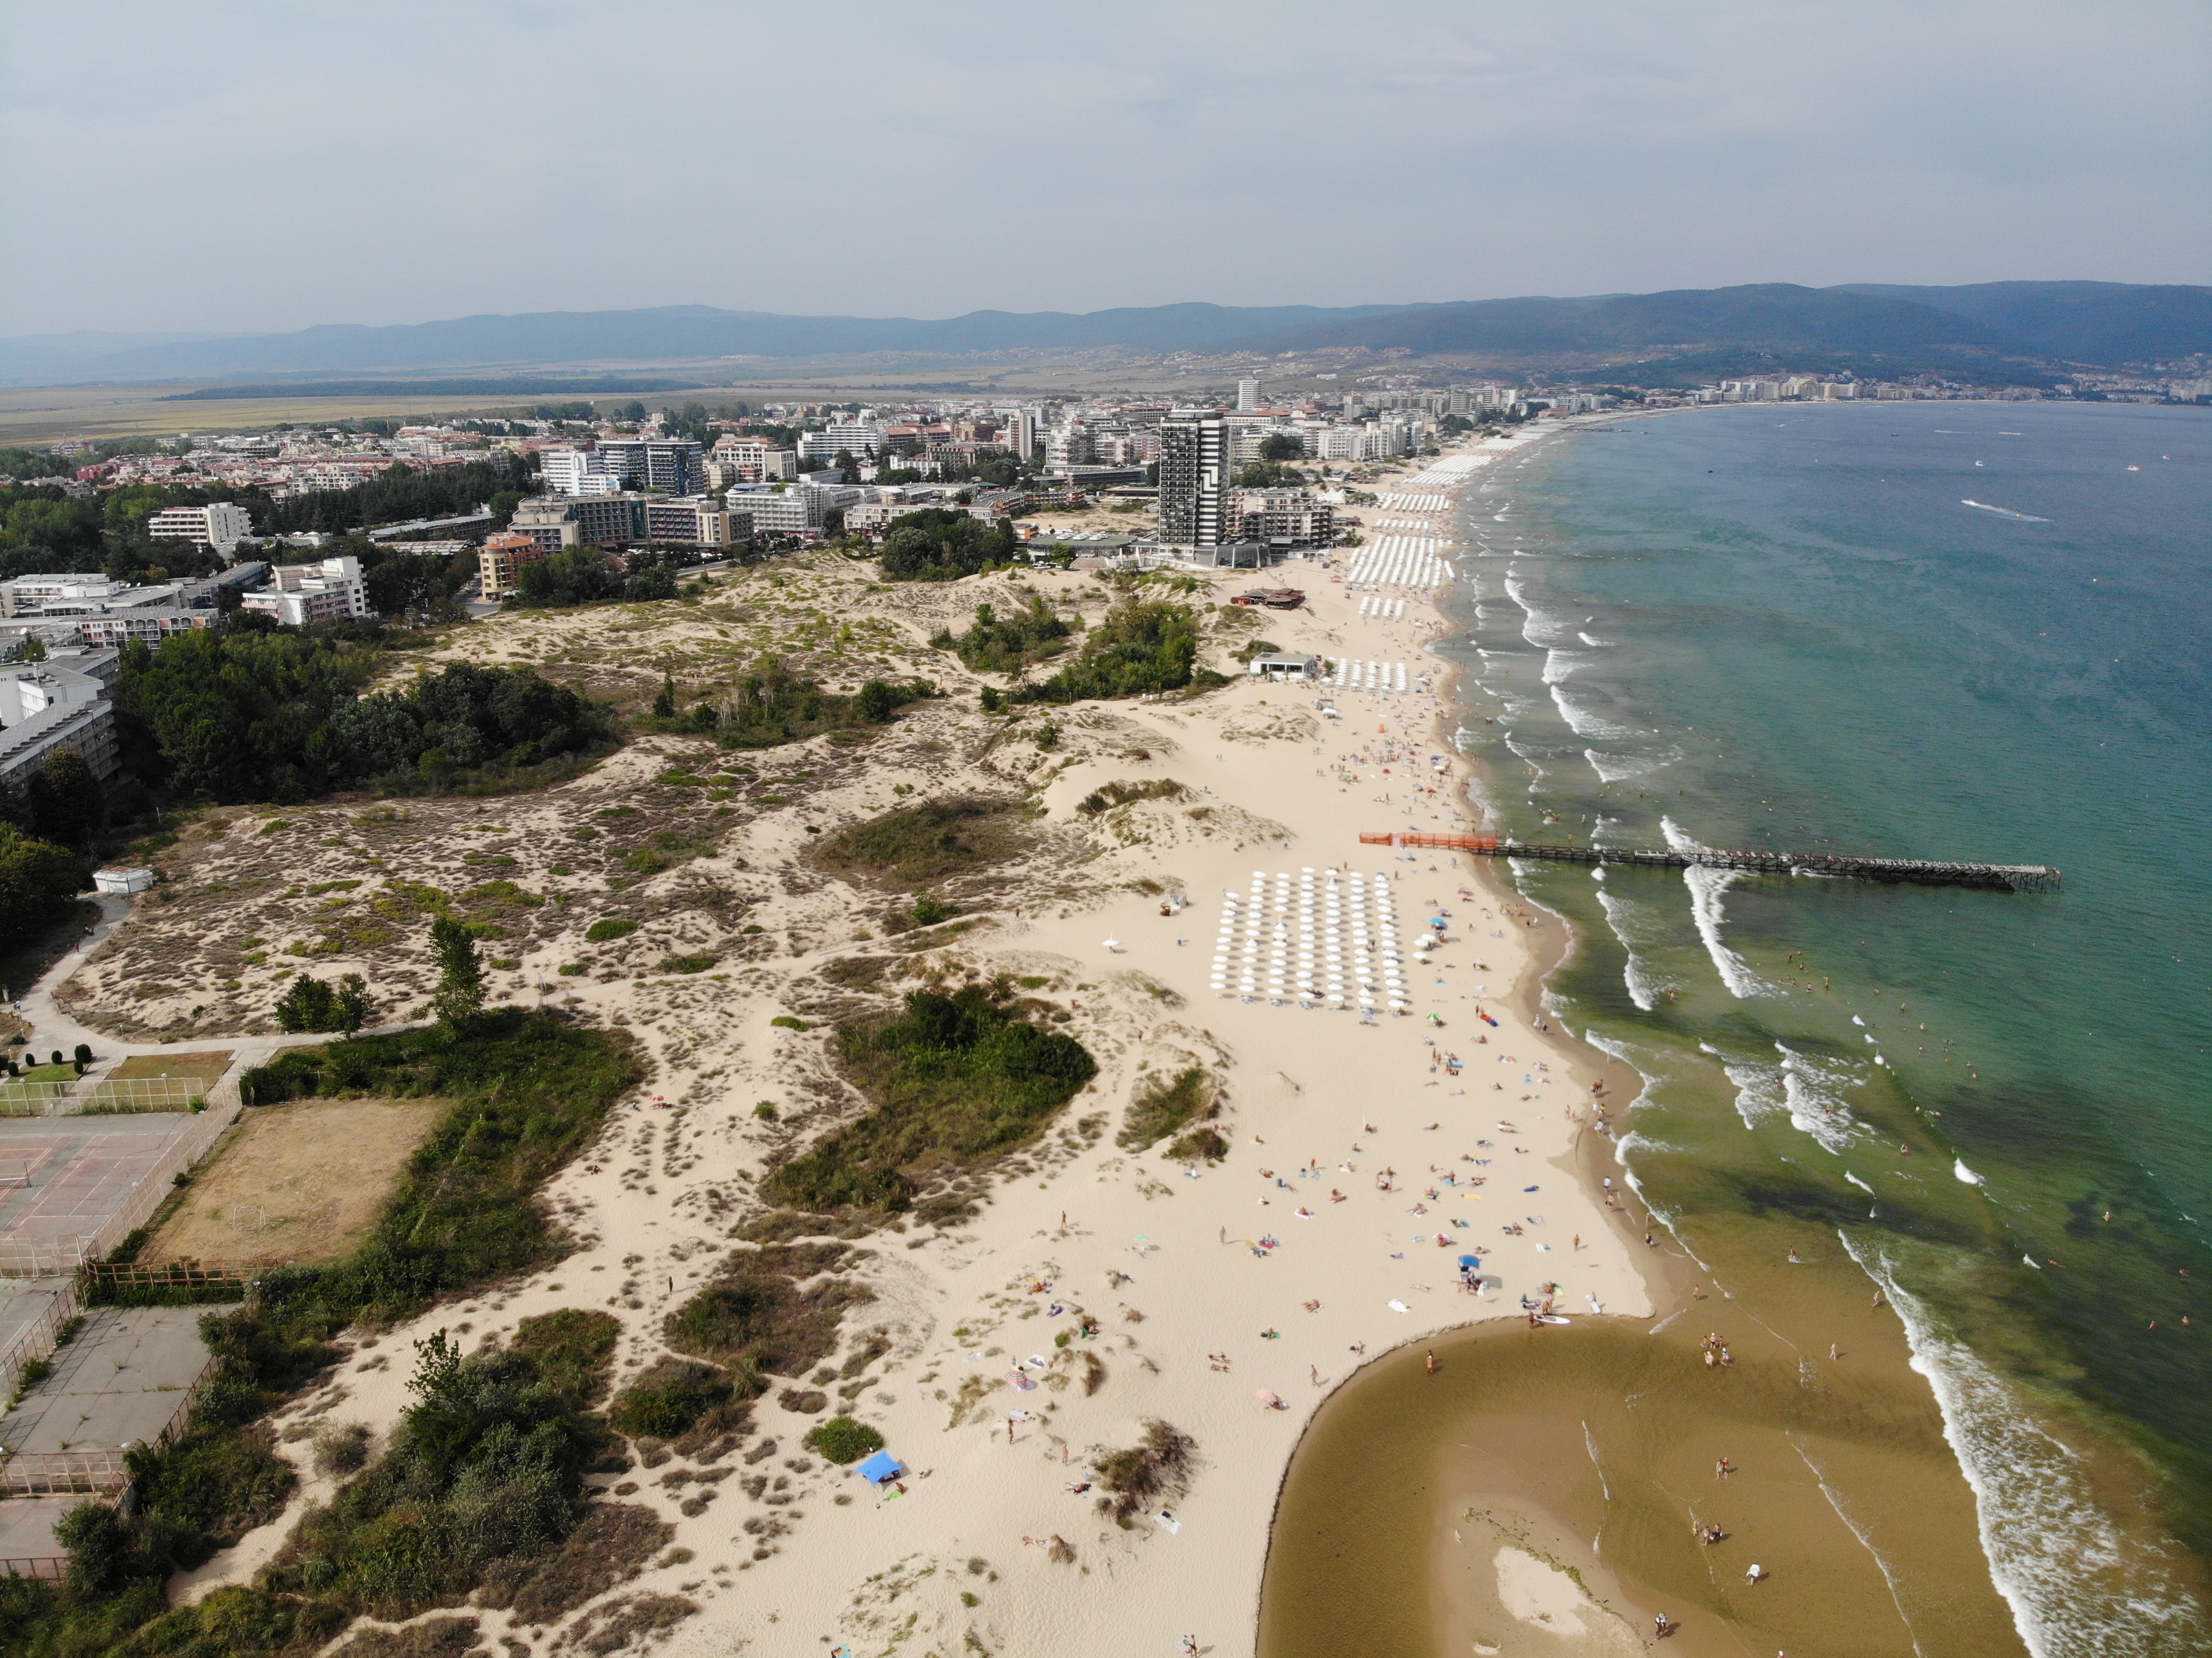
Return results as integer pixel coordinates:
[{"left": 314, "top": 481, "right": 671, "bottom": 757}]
[{"left": 1357, "top": 832, "right": 2060, "bottom": 893}]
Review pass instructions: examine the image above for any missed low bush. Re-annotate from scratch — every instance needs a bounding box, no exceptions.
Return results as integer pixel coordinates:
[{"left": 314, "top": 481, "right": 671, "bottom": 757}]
[
  {"left": 804, "top": 1415, "right": 885, "bottom": 1465},
  {"left": 1118, "top": 1068, "right": 1215, "bottom": 1151},
  {"left": 657, "top": 953, "right": 718, "bottom": 975},
  {"left": 1078, "top": 778, "right": 1185, "bottom": 816},
  {"left": 584, "top": 917, "right": 638, "bottom": 942},
  {"left": 1093, "top": 1419, "right": 1198, "bottom": 1526},
  {"left": 940, "top": 596, "right": 1074, "bottom": 675},
  {"left": 608, "top": 1358, "right": 734, "bottom": 1439},
  {"left": 812, "top": 796, "right": 1026, "bottom": 887},
  {"left": 764, "top": 987, "right": 1096, "bottom": 1215},
  {"left": 665, "top": 1243, "right": 873, "bottom": 1380}
]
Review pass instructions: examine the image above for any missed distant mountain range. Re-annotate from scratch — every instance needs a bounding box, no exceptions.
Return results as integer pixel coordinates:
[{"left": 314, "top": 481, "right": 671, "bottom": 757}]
[{"left": 2, "top": 283, "right": 2204, "bottom": 387}]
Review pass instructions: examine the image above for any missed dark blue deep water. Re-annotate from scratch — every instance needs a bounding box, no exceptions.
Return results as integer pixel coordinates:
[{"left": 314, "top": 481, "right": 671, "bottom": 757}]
[{"left": 1444, "top": 400, "right": 2210, "bottom": 1654}]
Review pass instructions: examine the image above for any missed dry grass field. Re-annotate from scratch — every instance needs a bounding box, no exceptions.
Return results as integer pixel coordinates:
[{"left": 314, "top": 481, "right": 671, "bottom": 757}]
[
  {"left": 110, "top": 1050, "right": 236, "bottom": 1082},
  {"left": 145, "top": 1096, "right": 446, "bottom": 1264}
]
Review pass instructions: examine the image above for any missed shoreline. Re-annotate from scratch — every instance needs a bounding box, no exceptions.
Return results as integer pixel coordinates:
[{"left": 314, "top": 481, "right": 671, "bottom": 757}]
[{"left": 1257, "top": 416, "right": 2042, "bottom": 1658}]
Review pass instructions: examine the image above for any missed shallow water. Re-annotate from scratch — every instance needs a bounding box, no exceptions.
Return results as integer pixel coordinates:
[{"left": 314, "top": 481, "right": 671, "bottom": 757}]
[{"left": 1265, "top": 403, "right": 2211, "bottom": 1657}]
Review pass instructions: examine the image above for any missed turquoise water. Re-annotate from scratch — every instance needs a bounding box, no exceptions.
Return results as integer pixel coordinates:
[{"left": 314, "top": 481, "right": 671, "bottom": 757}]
[{"left": 1440, "top": 401, "right": 2210, "bottom": 1654}]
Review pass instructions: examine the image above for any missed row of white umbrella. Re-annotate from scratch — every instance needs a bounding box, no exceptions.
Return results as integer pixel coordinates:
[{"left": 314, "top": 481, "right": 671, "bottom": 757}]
[{"left": 1211, "top": 868, "right": 1411, "bottom": 1010}]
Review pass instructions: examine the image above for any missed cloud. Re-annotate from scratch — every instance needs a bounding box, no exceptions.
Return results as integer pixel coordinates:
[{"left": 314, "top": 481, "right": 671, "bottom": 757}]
[{"left": 1, "top": 0, "right": 2203, "bottom": 335}]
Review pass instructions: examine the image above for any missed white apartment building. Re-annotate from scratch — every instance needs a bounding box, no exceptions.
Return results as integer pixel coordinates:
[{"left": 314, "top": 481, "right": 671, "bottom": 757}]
[
  {"left": 1237, "top": 379, "right": 1262, "bottom": 412},
  {"left": 796, "top": 424, "right": 888, "bottom": 464},
  {"left": 1045, "top": 424, "right": 1094, "bottom": 468},
  {"left": 147, "top": 501, "right": 254, "bottom": 551},
  {"left": 709, "top": 437, "right": 799, "bottom": 484},
  {"left": 540, "top": 447, "right": 627, "bottom": 496},
  {"left": 239, "top": 556, "right": 372, "bottom": 627}
]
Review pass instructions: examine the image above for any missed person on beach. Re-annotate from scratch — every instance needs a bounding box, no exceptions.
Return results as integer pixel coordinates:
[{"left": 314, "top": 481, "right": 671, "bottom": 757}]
[{"left": 1745, "top": 1563, "right": 1766, "bottom": 1585}]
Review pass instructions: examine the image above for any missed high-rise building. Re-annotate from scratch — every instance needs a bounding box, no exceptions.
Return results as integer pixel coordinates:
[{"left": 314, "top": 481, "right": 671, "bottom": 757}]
[
  {"left": 594, "top": 438, "right": 706, "bottom": 494},
  {"left": 997, "top": 410, "right": 1037, "bottom": 460},
  {"left": 1158, "top": 410, "right": 1235, "bottom": 548},
  {"left": 1236, "top": 379, "right": 1261, "bottom": 412}
]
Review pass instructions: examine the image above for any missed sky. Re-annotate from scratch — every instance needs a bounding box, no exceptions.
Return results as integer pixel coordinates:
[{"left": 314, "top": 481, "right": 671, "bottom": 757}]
[{"left": 1, "top": 0, "right": 2205, "bottom": 338}]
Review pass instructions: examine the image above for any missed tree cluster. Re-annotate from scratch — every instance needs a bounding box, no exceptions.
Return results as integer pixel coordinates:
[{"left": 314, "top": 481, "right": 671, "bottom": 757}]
[
  {"left": 877, "top": 509, "right": 1019, "bottom": 581},
  {"left": 934, "top": 595, "right": 1075, "bottom": 676},
  {"left": 117, "top": 629, "right": 608, "bottom": 801},
  {"left": 512, "top": 547, "right": 683, "bottom": 608},
  {"left": 274, "top": 971, "right": 372, "bottom": 1035},
  {"left": 1010, "top": 599, "right": 1222, "bottom": 704}
]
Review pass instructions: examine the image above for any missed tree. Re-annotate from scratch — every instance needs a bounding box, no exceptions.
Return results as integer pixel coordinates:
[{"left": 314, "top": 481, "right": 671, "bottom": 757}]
[
  {"left": 1258, "top": 432, "right": 1307, "bottom": 461},
  {"left": 274, "top": 972, "right": 339, "bottom": 1032},
  {"left": 17, "top": 635, "right": 45, "bottom": 663},
  {"left": 333, "top": 972, "right": 372, "bottom": 1037},
  {"left": 430, "top": 915, "right": 485, "bottom": 1030},
  {"left": 0, "top": 822, "right": 82, "bottom": 953},
  {"left": 26, "top": 747, "right": 101, "bottom": 846},
  {"left": 652, "top": 671, "right": 677, "bottom": 719},
  {"left": 853, "top": 680, "right": 900, "bottom": 723}
]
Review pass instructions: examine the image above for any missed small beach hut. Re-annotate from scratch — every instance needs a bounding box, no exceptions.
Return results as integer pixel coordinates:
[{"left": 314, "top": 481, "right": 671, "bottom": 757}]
[{"left": 856, "top": 1450, "right": 906, "bottom": 1489}]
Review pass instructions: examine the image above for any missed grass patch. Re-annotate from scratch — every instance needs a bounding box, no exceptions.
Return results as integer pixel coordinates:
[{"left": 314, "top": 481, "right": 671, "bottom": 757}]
[
  {"left": 1117, "top": 1067, "right": 1215, "bottom": 1151},
  {"left": 1093, "top": 1419, "right": 1198, "bottom": 1527},
  {"left": 762, "top": 987, "right": 1096, "bottom": 1216},
  {"left": 608, "top": 1357, "right": 734, "bottom": 1439},
  {"left": 812, "top": 795, "right": 1027, "bottom": 888},
  {"left": 1077, "top": 778, "right": 1185, "bottom": 815},
  {"left": 110, "top": 1049, "right": 235, "bottom": 1082},
  {"left": 506, "top": 1502, "right": 672, "bottom": 1627},
  {"left": 584, "top": 918, "right": 638, "bottom": 942},
  {"left": 657, "top": 953, "right": 718, "bottom": 975},
  {"left": 803, "top": 1415, "right": 885, "bottom": 1465},
  {"left": 665, "top": 1242, "right": 874, "bottom": 1381}
]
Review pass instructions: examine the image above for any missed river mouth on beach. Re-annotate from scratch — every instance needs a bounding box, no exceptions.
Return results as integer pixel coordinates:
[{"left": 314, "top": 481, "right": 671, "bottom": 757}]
[{"left": 1257, "top": 1234, "right": 2034, "bottom": 1658}]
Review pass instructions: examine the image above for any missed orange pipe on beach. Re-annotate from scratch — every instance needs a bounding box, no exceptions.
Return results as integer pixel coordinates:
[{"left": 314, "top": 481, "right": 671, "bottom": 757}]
[{"left": 1359, "top": 831, "right": 1501, "bottom": 852}]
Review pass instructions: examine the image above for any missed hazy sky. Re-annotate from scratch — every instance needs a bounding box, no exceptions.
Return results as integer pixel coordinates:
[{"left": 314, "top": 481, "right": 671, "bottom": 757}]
[{"left": 2, "top": 0, "right": 2204, "bottom": 336}]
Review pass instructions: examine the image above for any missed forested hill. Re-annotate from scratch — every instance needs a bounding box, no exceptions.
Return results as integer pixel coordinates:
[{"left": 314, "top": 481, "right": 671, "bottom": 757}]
[{"left": 3, "top": 283, "right": 2205, "bottom": 385}]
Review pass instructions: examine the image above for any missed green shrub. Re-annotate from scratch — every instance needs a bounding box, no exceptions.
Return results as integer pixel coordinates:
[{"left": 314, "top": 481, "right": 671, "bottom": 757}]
[
  {"left": 665, "top": 1244, "right": 871, "bottom": 1379},
  {"left": 1012, "top": 599, "right": 1224, "bottom": 705},
  {"left": 813, "top": 796, "right": 1026, "bottom": 887},
  {"left": 753, "top": 1101, "right": 778, "bottom": 1120},
  {"left": 658, "top": 953, "right": 719, "bottom": 975},
  {"left": 608, "top": 1359, "right": 734, "bottom": 1440},
  {"left": 585, "top": 918, "right": 638, "bottom": 942},
  {"left": 1119, "top": 1068, "right": 1215, "bottom": 1151},
  {"left": 803, "top": 1415, "right": 885, "bottom": 1465},
  {"left": 946, "top": 596, "right": 1074, "bottom": 675},
  {"left": 1078, "top": 778, "right": 1185, "bottom": 815},
  {"left": 770, "top": 1015, "right": 809, "bottom": 1031},
  {"left": 764, "top": 988, "right": 1096, "bottom": 1215}
]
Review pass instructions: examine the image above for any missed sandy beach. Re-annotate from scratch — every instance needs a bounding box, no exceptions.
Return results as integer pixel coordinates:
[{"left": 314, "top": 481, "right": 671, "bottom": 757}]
[{"left": 63, "top": 430, "right": 1704, "bottom": 1655}]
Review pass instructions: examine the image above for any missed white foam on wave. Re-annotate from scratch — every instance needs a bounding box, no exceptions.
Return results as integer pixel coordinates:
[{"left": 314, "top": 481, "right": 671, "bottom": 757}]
[
  {"left": 1595, "top": 888, "right": 1663, "bottom": 1011},
  {"left": 1778, "top": 1044, "right": 1865, "bottom": 1154},
  {"left": 1584, "top": 746, "right": 1680, "bottom": 785},
  {"left": 1664, "top": 815, "right": 1768, "bottom": 998},
  {"left": 1955, "top": 1159, "right": 1985, "bottom": 1187},
  {"left": 1549, "top": 683, "right": 1639, "bottom": 741},
  {"left": 1844, "top": 1170, "right": 1874, "bottom": 1194},
  {"left": 1841, "top": 1234, "right": 2204, "bottom": 1657},
  {"left": 1502, "top": 574, "right": 1580, "bottom": 647},
  {"left": 1541, "top": 648, "right": 1595, "bottom": 684},
  {"left": 1684, "top": 867, "right": 1765, "bottom": 997},
  {"left": 1577, "top": 631, "right": 1617, "bottom": 648}
]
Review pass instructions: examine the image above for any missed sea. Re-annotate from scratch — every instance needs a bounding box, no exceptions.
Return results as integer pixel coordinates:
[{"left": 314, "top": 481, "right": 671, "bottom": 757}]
[{"left": 1439, "top": 399, "right": 2210, "bottom": 1654}]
